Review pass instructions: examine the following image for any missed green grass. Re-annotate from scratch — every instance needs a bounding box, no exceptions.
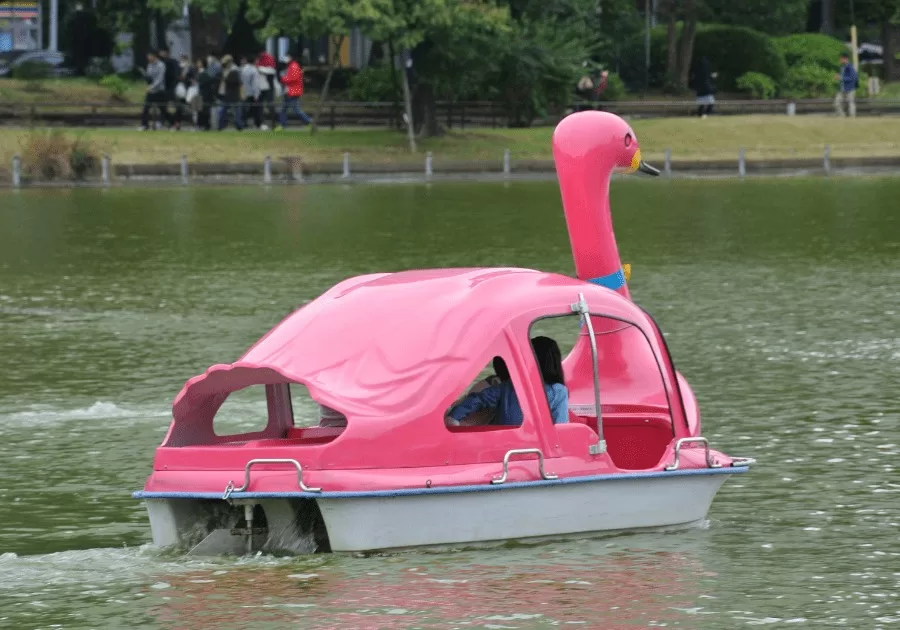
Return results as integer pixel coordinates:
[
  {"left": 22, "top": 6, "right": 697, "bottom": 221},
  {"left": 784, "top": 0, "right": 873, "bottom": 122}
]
[
  {"left": 0, "top": 77, "right": 148, "bottom": 104},
  {"left": 2, "top": 115, "right": 900, "bottom": 167}
]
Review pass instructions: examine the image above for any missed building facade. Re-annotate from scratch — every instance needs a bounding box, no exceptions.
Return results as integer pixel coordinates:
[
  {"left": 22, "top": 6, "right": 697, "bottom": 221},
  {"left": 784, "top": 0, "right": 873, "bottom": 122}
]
[{"left": 0, "top": 0, "right": 41, "bottom": 51}]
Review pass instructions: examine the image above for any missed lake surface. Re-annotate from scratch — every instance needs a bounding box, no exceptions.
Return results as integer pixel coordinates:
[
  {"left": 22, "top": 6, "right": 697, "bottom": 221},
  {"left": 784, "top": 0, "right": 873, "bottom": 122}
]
[{"left": 1, "top": 178, "right": 899, "bottom": 629}]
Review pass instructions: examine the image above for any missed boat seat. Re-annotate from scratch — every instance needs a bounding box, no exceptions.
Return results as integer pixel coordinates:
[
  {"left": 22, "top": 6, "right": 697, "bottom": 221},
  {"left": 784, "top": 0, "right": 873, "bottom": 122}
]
[{"left": 563, "top": 412, "right": 673, "bottom": 470}]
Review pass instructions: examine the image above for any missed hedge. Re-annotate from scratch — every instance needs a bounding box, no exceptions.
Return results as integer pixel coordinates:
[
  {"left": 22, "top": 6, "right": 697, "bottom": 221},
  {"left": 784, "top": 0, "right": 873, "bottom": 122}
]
[
  {"left": 618, "top": 23, "right": 786, "bottom": 93},
  {"left": 773, "top": 34, "right": 848, "bottom": 72},
  {"left": 691, "top": 25, "right": 787, "bottom": 91}
]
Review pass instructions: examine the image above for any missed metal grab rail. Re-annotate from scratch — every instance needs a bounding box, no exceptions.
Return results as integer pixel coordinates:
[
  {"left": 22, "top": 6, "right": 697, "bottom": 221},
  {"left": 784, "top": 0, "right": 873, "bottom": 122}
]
[
  {"left": 730, "top": 457, "right": 757, "bottom": 467},
  {"left": 491, "top": 449, "right": 558, "bottom": 485},
  {"left": 665, "top": 437, "right": 722, "bottom": 471},
  {"left": 223, "top": 458, "right": 321, "bottom": 499}
]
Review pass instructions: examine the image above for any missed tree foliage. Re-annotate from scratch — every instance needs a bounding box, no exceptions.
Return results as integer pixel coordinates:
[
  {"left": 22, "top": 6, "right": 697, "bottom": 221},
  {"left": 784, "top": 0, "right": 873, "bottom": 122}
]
[{"left": 700, "top": 0, "right": 808, "bottom": 36}]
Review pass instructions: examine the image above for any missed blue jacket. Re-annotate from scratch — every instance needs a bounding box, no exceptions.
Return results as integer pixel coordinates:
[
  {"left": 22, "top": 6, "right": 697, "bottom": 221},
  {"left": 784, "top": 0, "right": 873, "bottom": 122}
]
[
  {"left": 449, "top": 381, "right": 569, "bottom": 426},
  {"left": 839, "top": 62, "right": 858, "bottom": 93}
]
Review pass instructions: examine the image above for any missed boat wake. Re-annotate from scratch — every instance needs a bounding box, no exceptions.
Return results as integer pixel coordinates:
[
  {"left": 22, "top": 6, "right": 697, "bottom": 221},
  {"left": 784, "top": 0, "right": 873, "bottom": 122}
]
[{"left": 0, "top": 401, "right": 170, "bottom": 428}]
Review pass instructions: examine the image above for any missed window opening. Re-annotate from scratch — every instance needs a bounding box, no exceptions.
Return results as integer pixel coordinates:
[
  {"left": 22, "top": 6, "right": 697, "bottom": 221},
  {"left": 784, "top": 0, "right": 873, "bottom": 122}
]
[{"left": 444, "top": 354, "right": 521, "bottom": 431}]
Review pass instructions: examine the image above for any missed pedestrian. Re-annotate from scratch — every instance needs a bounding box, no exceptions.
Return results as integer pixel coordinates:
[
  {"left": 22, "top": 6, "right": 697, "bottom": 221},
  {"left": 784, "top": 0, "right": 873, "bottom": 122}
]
[
  {"left": 217, "top": 55, "right": 244, "bottom": 130},
  {"left": 175, "top": 54, "right": 195, "bottom": 128},
  {"left": 278, "top": 52, "right": 312, "bottom": 130},
  {"left": 139, "top": 51, "right": 168, "bottom": 131},
  {"left": 195, "top": 58, "right": 216, "bottom": 131},
  {"left": 834, "top": 52, "right": 858, "bottom": 118},
  {"left": 240, "top": 55, "right": 261, "bottom": 129},
  {"left": 690, "top": 56, "right": 716, "bottom": 118},
  {"left": 207, "top": 54, "right": 222, "bottom": 81},
  {"left": 158, "top": 48, "right": 182, "bottom": 129},
  {"left": 256, "top": 50, "right": 278, "bottom": 130}
]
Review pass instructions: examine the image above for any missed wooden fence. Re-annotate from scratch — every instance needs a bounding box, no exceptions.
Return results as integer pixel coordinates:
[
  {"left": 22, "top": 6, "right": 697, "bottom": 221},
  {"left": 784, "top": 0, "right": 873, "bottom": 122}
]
[{"left": 2, "top": 97, "right": 900, "bottom": 129}]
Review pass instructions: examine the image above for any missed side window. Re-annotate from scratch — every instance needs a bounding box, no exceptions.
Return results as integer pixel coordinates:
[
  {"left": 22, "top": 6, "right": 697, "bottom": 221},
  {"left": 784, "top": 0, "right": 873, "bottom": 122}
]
[
  {"left": 211, "top": 382, "right": 348, "bottom": 439},
  {"left": 212, "top": 385, "right": 272, "bottom": 437},
  {"left": 444, "top": 354, "right": 521, "bottom": 430}
]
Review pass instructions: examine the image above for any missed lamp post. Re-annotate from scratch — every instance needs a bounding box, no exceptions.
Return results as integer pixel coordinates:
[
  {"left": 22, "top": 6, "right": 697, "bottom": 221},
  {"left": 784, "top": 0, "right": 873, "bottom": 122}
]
[{"left": 49, "top": 0, "right": 58, "bottom": 51}]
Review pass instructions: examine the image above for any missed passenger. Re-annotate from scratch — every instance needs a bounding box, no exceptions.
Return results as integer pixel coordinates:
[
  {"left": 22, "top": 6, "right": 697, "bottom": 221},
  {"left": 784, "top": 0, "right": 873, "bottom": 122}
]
[
  {"left": 445, "top": 337, "right": 569, "bottom": 426},
  {"left": 469, "top": 356, "right": 510, "bottom": 394},
  {"left": 457, "top": 357, "right": 511, "bottom": 426}
]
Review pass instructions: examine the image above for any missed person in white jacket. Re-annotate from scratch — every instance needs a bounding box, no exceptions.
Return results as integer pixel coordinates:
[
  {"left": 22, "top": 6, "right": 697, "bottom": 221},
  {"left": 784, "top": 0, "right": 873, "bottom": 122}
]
[
  {"left": 255, "top": 50, "right": 278, "bottom": 131},
  {"left": 240, "top": 56, "right": 261, "bottom": 129}
]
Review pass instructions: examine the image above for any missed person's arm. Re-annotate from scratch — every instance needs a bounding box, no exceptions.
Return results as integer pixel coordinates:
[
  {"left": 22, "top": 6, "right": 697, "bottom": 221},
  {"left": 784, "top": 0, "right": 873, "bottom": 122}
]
[
  {"left": 448, "top": 383, "right": 503, "bottom": 422},
  {"left": 548, "top": 385, "right": 569, "bottom": 424},
  {"left": 149, "top": 65, "right": 164, "bottom": 92}
]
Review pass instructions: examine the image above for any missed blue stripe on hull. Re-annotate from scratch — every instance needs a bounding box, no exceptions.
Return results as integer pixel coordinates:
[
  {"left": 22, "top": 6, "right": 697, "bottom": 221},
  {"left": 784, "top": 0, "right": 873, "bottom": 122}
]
[{"left": 133, "top": 465, "right": 747, "bottom": 500}]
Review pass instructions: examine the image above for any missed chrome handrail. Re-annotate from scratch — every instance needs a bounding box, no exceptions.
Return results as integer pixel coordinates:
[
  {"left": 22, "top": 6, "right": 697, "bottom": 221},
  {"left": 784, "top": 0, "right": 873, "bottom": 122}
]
[
  {"left": 223, "top": 458, "right": 322, "bottom": 499},
  {"left": 730, "top": 457, "right": 756, "bottom": 467},
  {"left": 491, "top": 448, "right": 558, "bottom": 485},
  {"left": 665, "top": 437, "right": 722, "bottom": 471},
  {"left": 571, "top": 292, "right": 606, "bottom": 455}
]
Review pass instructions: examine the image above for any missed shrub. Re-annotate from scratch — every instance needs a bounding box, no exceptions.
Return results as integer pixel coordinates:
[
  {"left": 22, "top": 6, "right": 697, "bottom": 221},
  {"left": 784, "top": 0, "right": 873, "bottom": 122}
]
[
  {"left": 619, "top": 23, "right": 786, "bottom": 93},
  {"left": 13, "top": 60, "right": 52, "bottom": 92},
  {"left": 100, "top": 74, "right": 129, "bottom": 102},
  {"left": 691, "top": 25, "right": 787, "bottom": 91},
  {"left": 86, "top": 56, "right": 114, "bottom": 79},
  {"left": 773, "top": 34, "right": 846, "bottom": 72},
  {"left": 780, "top": 63, "right": 836, "bottom": 98},
  {"left": 69, "top": 136, "right": 100, "bottom": 180},
  {"left": 736, "top": 72, "right": 777, "bottom": 99},
  {"left": 617, "top": 25, "right": 669, "bottom": 90},
  {"left": 19, "top": 130, "right": 100, "bottom": 182},
  {"left": 348, "top": 65, "right": 400, "bottom": 102}
]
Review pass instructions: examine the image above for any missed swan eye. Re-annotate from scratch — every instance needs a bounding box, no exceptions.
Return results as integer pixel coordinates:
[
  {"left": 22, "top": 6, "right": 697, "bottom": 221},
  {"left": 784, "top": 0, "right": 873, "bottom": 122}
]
[{"left": 624, "top": 133, "right": 633, "bottom": 148}]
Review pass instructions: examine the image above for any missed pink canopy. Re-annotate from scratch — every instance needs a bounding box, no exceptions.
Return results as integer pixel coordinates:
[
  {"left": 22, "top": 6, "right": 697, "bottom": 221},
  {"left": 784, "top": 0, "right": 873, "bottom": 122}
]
[{"left": 170, "top": 267, "right": 669, "bottom": 429}]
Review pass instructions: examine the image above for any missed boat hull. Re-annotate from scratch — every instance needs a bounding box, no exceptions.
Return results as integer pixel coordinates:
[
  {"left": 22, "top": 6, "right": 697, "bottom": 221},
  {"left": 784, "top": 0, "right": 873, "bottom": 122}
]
[{"left": 140, "top": 468, "right": 739, "bottom": 553}]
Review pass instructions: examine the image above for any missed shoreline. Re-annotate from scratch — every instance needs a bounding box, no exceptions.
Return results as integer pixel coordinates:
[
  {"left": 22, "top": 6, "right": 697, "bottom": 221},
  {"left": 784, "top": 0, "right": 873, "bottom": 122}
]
[{"left": 3, "top": 156, "right": 900, "bottom": 189}]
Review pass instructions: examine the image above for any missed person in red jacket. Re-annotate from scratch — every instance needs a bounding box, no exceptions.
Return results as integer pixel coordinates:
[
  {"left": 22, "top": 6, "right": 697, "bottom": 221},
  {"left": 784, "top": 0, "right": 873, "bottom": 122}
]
[{"left": 279, "top": 52, "right": 312, "bottom": 129}]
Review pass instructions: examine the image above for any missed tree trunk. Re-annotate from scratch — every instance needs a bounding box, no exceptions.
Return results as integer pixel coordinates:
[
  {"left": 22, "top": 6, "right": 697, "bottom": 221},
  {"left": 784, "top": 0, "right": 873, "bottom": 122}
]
[
  {"left": 676, "top": 14, "right": 697, "bottom": 92},
  {"left": 883, "top": 20, "right": 896, "bottom": 83},
  {"left": 401, "top": 57, "right": 417, "bottom": 152},
  {"left": 820, "top": 0, "right": 833, "bottom": 35},
  {"left": 311, "top": 34, "right": 345, "bottom": 135},
  {"left": 664, "top": 6, "right": 678, "bottom": 89},
  {"left": 387, "top": 40, "right": 402, "bottom": 130}
]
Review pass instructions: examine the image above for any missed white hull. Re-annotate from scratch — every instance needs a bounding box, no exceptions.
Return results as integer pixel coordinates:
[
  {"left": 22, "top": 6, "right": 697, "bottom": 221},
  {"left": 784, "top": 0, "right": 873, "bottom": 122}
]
[
  {"left": 318, "top": 473, "right": 729, "bottom": 552},
  {"left": 143, "top": 471, "right": 734, "bottom": 554}
]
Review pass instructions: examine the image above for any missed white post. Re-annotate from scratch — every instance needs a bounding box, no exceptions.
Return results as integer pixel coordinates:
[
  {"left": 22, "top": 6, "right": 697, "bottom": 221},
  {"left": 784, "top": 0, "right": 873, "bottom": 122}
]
[
  {"left": 49, "top": 0, "right": 59, "bottom": 51},
  {"left": 12, "top": 155, "right": 21, "bottom": 187},
  {"left": 180, "top": 155, "right": 188, "bottom": 183},
  {"left": 264, "top": 156, "right": 272, "bottom": 183},
  {"left": 738, "top": 148, "right": 746, "bottom": 178},
  {"left": 342, "top": 152, "right": 350, "bottom": 178},
  {"left": 503, "top": 148, "right": 511, "bottom": 175},
  {"left": 823, "top": 145, "right": 831, "bottom": 175},
  {"left": 425, "top": 151, "right": 433, "bottom": 178},
  {"left": 101, "top": 154, "right": 110, "bottom": 185},
  {"left": 664, "top": 148, "right": 672, "bottom": 176},
  {"left": 787, "top": 102, "right": 796, "bottom": 116}
]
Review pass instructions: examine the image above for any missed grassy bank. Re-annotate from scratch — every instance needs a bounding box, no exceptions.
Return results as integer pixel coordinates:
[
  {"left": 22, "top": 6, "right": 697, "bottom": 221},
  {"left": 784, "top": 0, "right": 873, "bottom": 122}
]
[{"left": 2, "top": 116, "right": 900, "bottom": 168}]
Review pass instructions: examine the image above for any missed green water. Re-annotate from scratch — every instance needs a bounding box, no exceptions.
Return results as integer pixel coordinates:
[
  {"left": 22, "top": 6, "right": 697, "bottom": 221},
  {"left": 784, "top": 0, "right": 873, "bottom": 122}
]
[{"left": 1, "top": 179, "right": 899, "bottom": 628}]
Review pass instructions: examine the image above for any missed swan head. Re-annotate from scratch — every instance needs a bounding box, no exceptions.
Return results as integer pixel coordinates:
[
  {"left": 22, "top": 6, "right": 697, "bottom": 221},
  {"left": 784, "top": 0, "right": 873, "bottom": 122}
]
[
  {"left": 609, "top": 117, "right": 660, "bottom": 176},
  {"left": 553, "top": 111, "right": 659, "bottom": 176}
]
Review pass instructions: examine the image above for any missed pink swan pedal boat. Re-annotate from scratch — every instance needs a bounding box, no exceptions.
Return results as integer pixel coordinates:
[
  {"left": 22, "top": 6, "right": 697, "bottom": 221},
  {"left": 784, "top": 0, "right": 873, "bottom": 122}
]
[{"left": 133, "top": 111, "right": 755, "bottom": 554}]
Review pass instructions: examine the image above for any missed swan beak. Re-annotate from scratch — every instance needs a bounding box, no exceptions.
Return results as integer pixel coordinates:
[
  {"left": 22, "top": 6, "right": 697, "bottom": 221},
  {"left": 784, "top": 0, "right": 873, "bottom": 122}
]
[
  {"left": 638, "top": 160, "right": 661, "bottom": 176},
  {"left": 630, "top": 149, "right": 660, "bottom": 176}
]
